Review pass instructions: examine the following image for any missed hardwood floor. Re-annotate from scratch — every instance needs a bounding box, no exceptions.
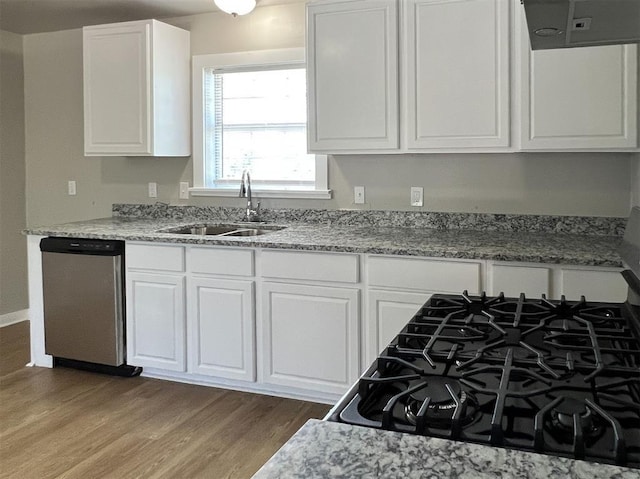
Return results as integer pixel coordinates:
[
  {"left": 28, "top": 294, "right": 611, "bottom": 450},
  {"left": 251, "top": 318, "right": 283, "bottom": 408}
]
[{"left": 0, "top": 322, "right": 329, "bottom": 479}]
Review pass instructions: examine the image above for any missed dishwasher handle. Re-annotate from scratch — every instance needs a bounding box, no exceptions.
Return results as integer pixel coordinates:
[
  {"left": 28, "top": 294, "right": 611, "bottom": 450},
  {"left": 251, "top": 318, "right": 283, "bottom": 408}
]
[{"left": 40, "top": 237, "right": 124, "bottom": 256}]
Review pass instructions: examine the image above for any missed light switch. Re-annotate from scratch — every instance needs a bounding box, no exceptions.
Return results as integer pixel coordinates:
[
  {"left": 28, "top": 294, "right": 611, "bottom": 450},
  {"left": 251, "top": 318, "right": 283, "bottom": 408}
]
[
  {"left": 410, "top": 187, "right": 423, "bottom": 207},
  {"left": 179, "top": 182, "right": 190, "bottom": 199}
]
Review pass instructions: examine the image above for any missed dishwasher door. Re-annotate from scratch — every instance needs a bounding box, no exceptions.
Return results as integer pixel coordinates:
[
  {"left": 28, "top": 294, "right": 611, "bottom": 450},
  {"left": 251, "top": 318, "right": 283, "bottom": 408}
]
[{"left": 42, "top": 239, "right": 125, "bottom": 366}]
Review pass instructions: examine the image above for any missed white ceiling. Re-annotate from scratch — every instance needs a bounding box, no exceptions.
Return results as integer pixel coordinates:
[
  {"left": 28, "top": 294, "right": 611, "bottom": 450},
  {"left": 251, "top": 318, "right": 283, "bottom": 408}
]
[{"left": 0, "top": 0, "right": 305, "bottom": 35}]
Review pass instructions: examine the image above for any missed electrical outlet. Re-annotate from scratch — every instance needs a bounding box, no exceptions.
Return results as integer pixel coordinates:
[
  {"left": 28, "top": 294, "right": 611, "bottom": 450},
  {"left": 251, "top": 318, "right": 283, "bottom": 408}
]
[
  {"left": 179, "top": 182, "right": 190, "bottom": 199},
  {"left": 67, "top": 180, "right": 76, "bottom": 196},
  {"left": 148, "top": 182, "right": 157, "bottom": 198},
  {"left": 410, "top": 187, "right": 423, "bottom": 207},
  {"left": 354, "top": 186, "right": 365, "bottom": 204}
]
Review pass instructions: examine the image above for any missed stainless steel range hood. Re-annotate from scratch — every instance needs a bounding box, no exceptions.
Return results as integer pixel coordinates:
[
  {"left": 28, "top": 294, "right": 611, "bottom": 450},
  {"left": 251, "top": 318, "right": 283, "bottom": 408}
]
[{"left": 522, "top": 0, "right": 640, "bottom": 50}]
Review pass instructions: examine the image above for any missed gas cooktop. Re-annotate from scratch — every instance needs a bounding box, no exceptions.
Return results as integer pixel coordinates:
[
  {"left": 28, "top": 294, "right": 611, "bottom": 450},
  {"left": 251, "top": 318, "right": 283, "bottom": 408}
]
[{"left": 328, "top": 291, "right": 640, "bottom": 469}]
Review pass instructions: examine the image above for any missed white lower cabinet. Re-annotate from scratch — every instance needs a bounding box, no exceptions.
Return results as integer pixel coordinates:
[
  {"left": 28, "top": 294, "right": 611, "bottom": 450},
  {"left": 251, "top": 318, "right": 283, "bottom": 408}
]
[
  {"left": 368, "top": 255, "right": 482, "bottom": 293},
  {"left": 123, "top": 241, "right": 627, "bottom": 401},
  {"left": 365, "top": 255, "right": 482, "bottom": 365},
  {"left": 488, "top": 262, "right": 626, "bottom": 302},
  {"left": 126, "top": 271, "right": 186, "bottom": 371},
  {"left": 489, "top": 264, "right": 551, "bottom": 298},
  {"left": 261, "top": 282, "right": 360, "bottom": 396},
  {"left": 560, "top": 268, "right": 627, "bottom": 303},
  {"left": 366, "top": 290, "right": 430, "bottom": 364},
  {"left": 187, "top": 277, "right": 255, "bottom": 381}
]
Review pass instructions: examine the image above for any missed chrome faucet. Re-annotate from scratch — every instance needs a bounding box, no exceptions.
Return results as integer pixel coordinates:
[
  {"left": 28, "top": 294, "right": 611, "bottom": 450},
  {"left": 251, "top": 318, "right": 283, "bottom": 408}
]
[{"left": 239, "top": 170, "right": 260, "bottom": 222}]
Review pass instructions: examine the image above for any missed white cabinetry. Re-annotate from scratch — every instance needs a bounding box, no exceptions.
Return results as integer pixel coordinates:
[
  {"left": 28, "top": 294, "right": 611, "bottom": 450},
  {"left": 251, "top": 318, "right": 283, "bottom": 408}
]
[
  {"left": 306, "top": 0, "right": 637, "bottom": 153},
  {"left": 187, "top": 247, "right": 255, "bottom": 381},
  {"left": 367, "top": 290, "right": 429, "bottom": 361},
  {"left": 366, "top": 255, "right": 482, "bottom": 363},
  {"left": 560, "top": 268, "right": 627, "bottom": 302},
  {"left": 121, "top": 240, "right": 627, "bottom": 401},
  {"left": 260, "top": 250, "right": 361, "bottom": 395},
  {"left": 489, "top": 264, "right": 551, "bottom": 297},
  {"left": 126, "top": 244, "right": 186, "bottom": 371},
  {"left": 261, "top": 282, "right": 360, "bottom": 395},
  {"left": 306, "top": 0, "right": 398, "bottom": 152},
  {"left": 488, "top": 262, "right": 627, "bottom": 302},
  {"left": 83, "top": 20, "right": 190, "bottom": 156},
  {"left": 404, "top": 0, "right": 510, "bottom": 149},
  {"left": 517, "top": 9, "right": 637, "bottom": 150},
  {"left": 368, "top": 255, "right": 482, "bottom": 293}
]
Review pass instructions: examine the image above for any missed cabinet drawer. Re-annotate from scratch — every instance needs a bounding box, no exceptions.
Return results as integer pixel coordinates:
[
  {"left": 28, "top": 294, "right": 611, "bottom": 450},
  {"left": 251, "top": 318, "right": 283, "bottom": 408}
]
[
  {"left": 490, "top": 264, "right": 550, "bottom": 297},
  {"left": 561, "top": 268, "right": 626, "bottom": 302},
  {"left": 189, "top": 247, "right": 254, "bottom": 277},
  {"left": 368, "top": 256, "right": 480, "bottom": 293},
  {"left": 261, "top": 250, "right": 359, "bottom": 283},
  {"left": 127, "top": 243, "right": 185, "bottom": 272}
]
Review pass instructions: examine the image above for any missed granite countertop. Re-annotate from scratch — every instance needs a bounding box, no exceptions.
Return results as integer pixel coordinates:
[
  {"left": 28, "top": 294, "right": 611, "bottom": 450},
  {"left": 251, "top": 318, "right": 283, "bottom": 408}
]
[
  {"left": 24, "top": 214, "right": 624, "bottom": 267},
  {"left": 252, "top": 419, "right": 638, "bottom": 479}
]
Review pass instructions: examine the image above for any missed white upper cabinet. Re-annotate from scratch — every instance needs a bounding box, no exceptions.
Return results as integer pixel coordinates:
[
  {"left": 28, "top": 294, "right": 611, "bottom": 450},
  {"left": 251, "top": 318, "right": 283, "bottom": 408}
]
[
  {"left": 306, "top": 0, "right": 399, "bottom": 152},
  {"left": 404, "top": 0, "right": 510, "bottom": 149},
  {"left": 517, "top": 7, "right": 638, "bottom": 150},
  {"left": 306, "top": 0, "right": 638, "bottom": 153},
  {"left": 83, "top": 20, "right": 190, "bottom": 156}
]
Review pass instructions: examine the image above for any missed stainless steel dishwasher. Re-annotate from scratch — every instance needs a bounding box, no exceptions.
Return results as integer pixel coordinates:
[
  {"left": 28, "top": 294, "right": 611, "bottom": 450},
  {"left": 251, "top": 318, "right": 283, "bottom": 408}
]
[{"left": 40, "top": 237, "right": 141, "bottom": 376}]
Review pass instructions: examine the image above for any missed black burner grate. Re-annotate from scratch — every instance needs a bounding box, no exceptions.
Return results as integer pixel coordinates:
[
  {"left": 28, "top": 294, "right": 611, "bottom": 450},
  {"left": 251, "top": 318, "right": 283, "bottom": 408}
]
[{"left": 332, "top": 292, "right": 640, "bottom": 469}]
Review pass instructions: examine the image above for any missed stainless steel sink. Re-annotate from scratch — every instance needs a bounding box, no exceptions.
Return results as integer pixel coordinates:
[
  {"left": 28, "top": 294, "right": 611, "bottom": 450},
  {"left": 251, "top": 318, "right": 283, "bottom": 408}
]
[
  {"left": 158, "top": 224, "right": 285, "bottom": 237},
  {"left": 169, "top": 225, "right": 238, "bottom": 235},
  {"left": 223, "top": 229, "right": 270, "bottom": 237}
]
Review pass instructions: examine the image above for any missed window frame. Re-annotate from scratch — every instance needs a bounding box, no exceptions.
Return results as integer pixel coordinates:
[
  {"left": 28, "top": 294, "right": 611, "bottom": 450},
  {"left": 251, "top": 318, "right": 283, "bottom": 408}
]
[{"left": 191, "top": 48, "right": 330, "bottom": 199}]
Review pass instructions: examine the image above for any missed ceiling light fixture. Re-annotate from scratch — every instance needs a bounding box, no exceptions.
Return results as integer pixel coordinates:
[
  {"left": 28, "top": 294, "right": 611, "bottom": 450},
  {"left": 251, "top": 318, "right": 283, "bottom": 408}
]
[{"left": 214, "top": 0, "right": 257, "bottom": 17}]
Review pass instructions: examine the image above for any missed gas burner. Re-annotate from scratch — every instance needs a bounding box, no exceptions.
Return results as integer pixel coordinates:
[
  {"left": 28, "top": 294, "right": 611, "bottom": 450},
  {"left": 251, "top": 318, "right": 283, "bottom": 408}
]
[
  {"left": 545, "top": 398, "right": 604, "bottom": 447},
  {"left": 550, "top": 399, "right": 594, "bottom": 432},
  {"left": 404, "top": 378, "right": 476, "bottom": 429},
  {"left": 575, "top": 306, "right": 625, "bottom": 327}
]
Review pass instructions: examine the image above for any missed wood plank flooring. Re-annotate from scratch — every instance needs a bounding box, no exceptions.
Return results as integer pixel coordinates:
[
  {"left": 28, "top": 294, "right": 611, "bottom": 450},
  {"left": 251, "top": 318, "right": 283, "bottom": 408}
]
[{"left": 0, "top": 322, "right": 329, "bottom": 479}]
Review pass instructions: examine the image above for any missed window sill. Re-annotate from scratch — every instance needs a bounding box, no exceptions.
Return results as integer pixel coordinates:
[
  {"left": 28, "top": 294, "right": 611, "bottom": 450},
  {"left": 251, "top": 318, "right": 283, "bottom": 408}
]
[{"left": 189, "top": 187, "right": 332, "bottom": 200}]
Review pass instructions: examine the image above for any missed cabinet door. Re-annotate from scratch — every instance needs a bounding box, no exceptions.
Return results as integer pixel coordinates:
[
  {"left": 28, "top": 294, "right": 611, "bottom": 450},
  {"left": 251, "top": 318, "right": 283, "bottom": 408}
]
[
  {"left": 188, "top": 277, "right": 255, "bottom": 381},
  {"left": 261, "top": 282, "right": 360, "bottom": 395},
  {"left": 83, "top": 22, "right": 151, "bottom": 155},
  {"left": 126, "top": 272, "right": 186, "bottom": 371},
  {"left": 405, "top": 0, "right": 510, "bottom": 149},
  {"left": 307, "top": 0, "right": 398, "bottom": 152},
  {"left": 518, "top": 8, "right": 637, "bottom": 150},
  {"left": 367, "top": 290, "right": 430, "bottom": 364}
]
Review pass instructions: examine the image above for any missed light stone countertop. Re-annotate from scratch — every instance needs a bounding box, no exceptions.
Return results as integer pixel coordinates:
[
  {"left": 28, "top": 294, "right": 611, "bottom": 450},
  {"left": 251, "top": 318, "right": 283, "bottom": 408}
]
[
  {"left": 24, "top": 215, "right": 623, "bottom": 267},
  {"left": 252, "top": 419, "right": 639, "bottom": 479}
]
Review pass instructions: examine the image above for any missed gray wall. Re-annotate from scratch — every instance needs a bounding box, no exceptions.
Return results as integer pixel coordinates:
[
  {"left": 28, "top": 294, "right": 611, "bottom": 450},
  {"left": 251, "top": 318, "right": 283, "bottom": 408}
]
[
  {"left": 0, "top": 30, "right": 28, "bottom": 316},
  {"left": 21, "top": 4, "right": 637, "bottom": 229}
]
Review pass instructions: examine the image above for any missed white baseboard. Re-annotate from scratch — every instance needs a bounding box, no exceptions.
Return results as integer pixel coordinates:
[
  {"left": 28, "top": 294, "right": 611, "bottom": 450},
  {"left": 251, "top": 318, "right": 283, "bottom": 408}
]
[{"left": 0, "top": 309, "right": 29, "bottom": 327}]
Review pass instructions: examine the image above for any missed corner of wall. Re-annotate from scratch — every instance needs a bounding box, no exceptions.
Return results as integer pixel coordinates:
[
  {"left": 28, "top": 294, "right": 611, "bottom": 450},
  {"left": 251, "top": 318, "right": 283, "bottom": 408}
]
[
  {"left": 632, "top": 153, "right": 640, "bottom": 208},
  {"left": 0, "top": 28, "right": 29, "bottom": 315}
]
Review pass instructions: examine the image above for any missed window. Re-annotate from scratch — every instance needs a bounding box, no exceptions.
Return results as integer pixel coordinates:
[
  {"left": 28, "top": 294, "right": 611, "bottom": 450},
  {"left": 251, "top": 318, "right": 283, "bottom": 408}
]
[{"left": 191, "top": 48, "right": 330, "bottom": 199}]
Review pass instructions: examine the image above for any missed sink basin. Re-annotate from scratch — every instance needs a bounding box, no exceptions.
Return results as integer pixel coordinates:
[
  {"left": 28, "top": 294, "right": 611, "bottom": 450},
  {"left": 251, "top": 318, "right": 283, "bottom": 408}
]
[
  {"left": 223, "top": 229, "right": 271, "bottom": 237},
  {"left": 169, "top": 225, "right": 238, "bottom": 235},
  {"left": 158, "top": 224, "right": 286, "bottom": 237}
]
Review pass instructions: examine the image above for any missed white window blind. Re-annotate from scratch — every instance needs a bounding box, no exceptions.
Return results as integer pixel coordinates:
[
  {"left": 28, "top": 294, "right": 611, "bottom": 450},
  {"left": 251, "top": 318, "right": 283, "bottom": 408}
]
[
  {"left": 191, "top": 49, "right": 330, "bottom": 199},
  {"left": 204, "top": 68, "right": 315, "bottom": 189}
]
